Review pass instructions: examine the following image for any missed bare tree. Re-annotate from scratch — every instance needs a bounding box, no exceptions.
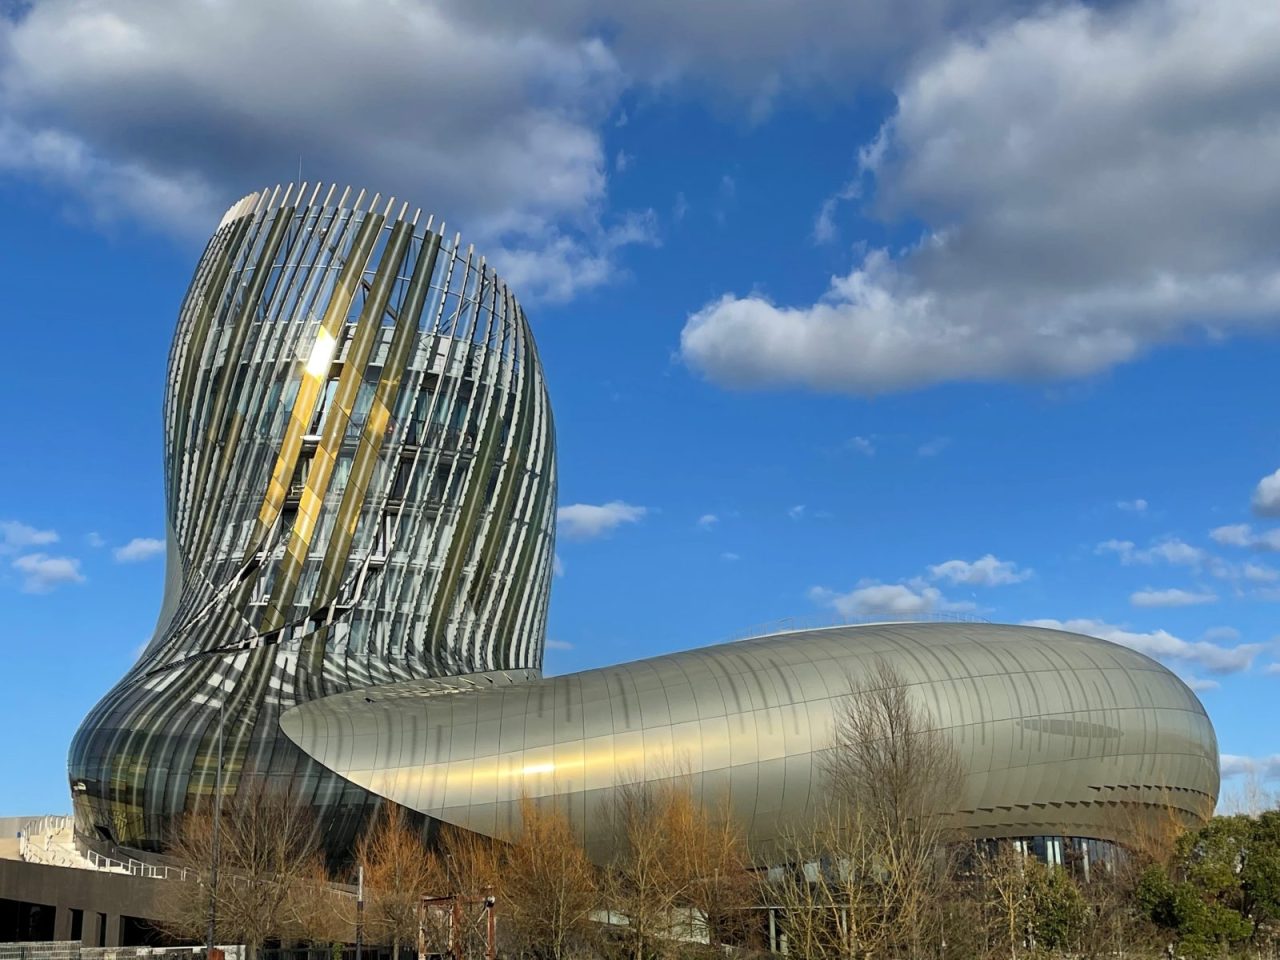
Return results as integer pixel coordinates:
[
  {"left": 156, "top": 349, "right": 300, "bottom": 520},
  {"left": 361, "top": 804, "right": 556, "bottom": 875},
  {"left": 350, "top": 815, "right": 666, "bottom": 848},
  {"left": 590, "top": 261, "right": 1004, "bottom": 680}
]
[
  {"left": 603, "top": 778, "right": 757, "bottom": 959},
  {"left": 768, "top": 808, "right": 885, "bottom": 960},
  {"left": 671, "top": 793, "right": 757, "bottom": 951},
  {"left": 502, "top": 797, "right": 600, "bottom": 960},
  {"left": 822, "top": 658, "right": 965, "bottom": 960},
  {"left": 356, "top": 803, "right": 434, "bottom": 960},
  {"left": 980, "top": 842, "right": 1030, "bottom": 960},
  {"left": 162, "top": 780, "right": 329, "bottom": 959},
  {"left": 605, "top": 781, "right": 689, "bottom": 960}
]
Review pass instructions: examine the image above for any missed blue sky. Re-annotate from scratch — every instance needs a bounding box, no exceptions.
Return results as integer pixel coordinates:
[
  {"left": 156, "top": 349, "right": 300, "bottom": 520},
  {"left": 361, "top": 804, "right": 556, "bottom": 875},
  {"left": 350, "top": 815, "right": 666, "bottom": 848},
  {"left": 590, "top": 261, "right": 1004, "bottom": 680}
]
[{"left": 2, "top": 0, "right": 1279, "bottom": 815}]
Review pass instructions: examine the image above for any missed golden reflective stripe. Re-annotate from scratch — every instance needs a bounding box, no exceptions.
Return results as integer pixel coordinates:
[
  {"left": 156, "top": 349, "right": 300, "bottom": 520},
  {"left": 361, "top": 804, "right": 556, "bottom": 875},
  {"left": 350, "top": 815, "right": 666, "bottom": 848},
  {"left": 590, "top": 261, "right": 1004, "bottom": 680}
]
[
  {"left": 247, "top": 211, "right": 383, "bottom": 556},
  {"left": 260, "top": 218, "right": 411, "bottom": 631},
  {"left": 313, "top": 232, "right": 442, "bottom": 609}
]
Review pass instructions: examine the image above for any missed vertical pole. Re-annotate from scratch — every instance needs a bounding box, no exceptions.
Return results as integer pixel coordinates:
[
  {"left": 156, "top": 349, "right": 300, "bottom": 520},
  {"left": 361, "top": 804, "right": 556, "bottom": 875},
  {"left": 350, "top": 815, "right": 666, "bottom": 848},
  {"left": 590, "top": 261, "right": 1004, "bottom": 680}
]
[
  {"left": 353, "top": 870, "right": 363, "bottom": 960},
  {"left": 486, "top": 898, "right": 495, "bottom": 960},
  {"left": 207, "top": 693, "right": 224, "bottom": 954}
]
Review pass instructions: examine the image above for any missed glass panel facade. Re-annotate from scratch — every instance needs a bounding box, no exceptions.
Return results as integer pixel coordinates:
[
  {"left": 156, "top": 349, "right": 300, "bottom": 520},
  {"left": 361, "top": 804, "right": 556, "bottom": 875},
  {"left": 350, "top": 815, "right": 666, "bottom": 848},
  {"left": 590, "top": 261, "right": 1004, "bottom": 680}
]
[{"left": 69, "top": 185, "right": 556, "bottom": 857}]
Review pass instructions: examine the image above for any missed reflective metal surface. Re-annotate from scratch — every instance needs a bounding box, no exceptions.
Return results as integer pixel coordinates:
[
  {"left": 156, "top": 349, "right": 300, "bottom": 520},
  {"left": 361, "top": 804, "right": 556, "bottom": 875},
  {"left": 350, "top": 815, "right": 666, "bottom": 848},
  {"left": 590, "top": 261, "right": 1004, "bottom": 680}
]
[
  {"left": 281, "top": 622, "right": 1219, "bottom": 862},
  {"left": 70, "top": 185, "right": 555, "bottom": 854}
]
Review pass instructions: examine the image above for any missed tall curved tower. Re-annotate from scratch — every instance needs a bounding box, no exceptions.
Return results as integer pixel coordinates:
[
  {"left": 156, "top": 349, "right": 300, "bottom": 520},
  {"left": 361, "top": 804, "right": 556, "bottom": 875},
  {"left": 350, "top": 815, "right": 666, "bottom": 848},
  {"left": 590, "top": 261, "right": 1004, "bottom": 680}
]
[{"left": 69, "top": 184, "right": 556, "bottom": 854}]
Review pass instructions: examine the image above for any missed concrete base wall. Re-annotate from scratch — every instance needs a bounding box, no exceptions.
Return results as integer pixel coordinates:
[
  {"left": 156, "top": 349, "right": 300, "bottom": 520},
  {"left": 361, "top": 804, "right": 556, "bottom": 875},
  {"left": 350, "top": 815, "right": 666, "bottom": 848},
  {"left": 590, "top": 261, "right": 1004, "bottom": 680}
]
[{"left": 0, "top": 860, "right": 168, "bottom": 947}]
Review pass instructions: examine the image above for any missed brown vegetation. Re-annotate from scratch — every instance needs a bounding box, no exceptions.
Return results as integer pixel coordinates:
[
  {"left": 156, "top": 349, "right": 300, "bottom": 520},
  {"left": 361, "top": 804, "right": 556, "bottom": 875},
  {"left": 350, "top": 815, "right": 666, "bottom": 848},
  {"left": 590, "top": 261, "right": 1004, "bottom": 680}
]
[{"left": 161, "top": 780, "right": 344, "bottom": 959}]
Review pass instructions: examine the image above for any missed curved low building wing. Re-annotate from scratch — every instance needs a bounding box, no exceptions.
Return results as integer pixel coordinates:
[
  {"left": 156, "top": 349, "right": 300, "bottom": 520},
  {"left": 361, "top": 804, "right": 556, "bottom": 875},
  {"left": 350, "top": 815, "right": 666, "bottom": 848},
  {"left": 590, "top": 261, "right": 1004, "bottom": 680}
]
[{"left": 280, "top": 621, "right": 1219, "bottom": 861}]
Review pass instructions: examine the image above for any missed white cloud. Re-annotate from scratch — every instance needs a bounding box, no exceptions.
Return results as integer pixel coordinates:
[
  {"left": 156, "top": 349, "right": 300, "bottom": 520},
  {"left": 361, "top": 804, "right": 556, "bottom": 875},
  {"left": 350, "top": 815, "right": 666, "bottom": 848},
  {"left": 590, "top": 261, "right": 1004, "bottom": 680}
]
[
  {"left": 1025, "top": 617, "right": 1263, "bottom": 675},
  {"left": 85, "top": 531, "right": 105, "bottom": 548},
  {"left": 1183, "top": 676, "right": 1220, "bottom": 693},
  {"left": 0, "top": 520, "right": 58, "bottom": 553},
  {"left": 928, "top": 554, "right": 1031, "bottom": 587},
  {"left": 553, "top": 554, "right": 565, "bottom": 578},
  {"left": 1210, "top": 524, "right": 1280, "bottom": 552},
  {"left": 1203, "top": 626, "right": 1241, "bottom": 643},
  {"left": 1253, "top": 469, "right": 1280, "bottom": 518},
  {"left": 113, "top": 536, "right": 163, "bottom": 563},
  {"left": 545, "top": 639, "right": 574, "bottom": 652},
  {"left": 11, "top": 553, "right": 85, "bottom": 593},
  {"left": 787, "top": 505, "right": 806, "bottom": 520},
  {"left": 1220, "top": 754, "right": 1280, "bottom": 780},
  {"left": 696, "top": 513, "right": 719, "bottom": 531},
  {"left": 1211, "top": 524, "right": 1254, "bottom": 547},
  {"left": 1265, "top": 663, "right": 1280, "bottom": 676},
  {"left": 557, "top": 501, "right": 647, "bottom": 540},
  {"left": 1244, "top": 562, "right": 1280, "bottom": 583},
  {"left": 917, "top": 437, "right": 950, "bottom": 457},
  {"left": 436, "top": 0, "right": 1023, "bottom": 110},
  {"left": 1117, "top": 499, "right": 1148, "bottom": 513},
  {"left": 1130, "top": 588, "right": 1217, "bottom": 608},
  {"left": 720, "top": 551, "right": 740, "bottom": 562},
  {"left": 846, "top": 436, "right": 875, "bottom": 456},
  {"left": 810, "top": 579, "right": 973, "bottom": 619},
  {"left": 0, "top": 0, "right": 658, "bottom": 302},
  {"left": 813, "top": 179, "right": 861, "bottom": 244},
  {"left": 680, "top": 0, "right": 1280, "bottom": 393},
  {"left": 1096, "top": 537, "right": 1205, "bottom": 566}
]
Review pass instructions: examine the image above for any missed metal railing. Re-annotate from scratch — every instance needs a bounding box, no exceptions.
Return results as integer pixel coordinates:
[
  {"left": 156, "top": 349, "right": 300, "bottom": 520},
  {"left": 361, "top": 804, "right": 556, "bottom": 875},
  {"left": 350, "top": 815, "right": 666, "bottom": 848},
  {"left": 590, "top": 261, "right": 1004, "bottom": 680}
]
[
  {"left": 0, "top": 945, "right": 210, "bottom": 960},
  {"left": 17, "top": 815, "right": 189, "bottom": 881},
  {"left": 82, "top": 849, "right": 190, "bottom": 882},
  {"left": 726, "top": 610, "right": 993, "bottom": 643}
]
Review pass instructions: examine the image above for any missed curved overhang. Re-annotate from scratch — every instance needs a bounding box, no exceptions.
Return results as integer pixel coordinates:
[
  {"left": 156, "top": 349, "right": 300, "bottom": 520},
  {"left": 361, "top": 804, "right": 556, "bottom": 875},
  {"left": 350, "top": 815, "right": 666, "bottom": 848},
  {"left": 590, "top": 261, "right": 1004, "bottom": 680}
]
[{"left": 280, "top": 622, "right": 1219, "bottom": 861}]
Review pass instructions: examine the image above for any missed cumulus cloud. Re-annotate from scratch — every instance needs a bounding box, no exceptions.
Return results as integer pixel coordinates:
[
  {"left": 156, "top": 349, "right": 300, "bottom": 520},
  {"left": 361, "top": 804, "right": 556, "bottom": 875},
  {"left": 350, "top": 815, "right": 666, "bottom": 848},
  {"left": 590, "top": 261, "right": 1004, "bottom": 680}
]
[
  {"left": 114, "top": 537, "right": 164, "bottom": 563},
  {"left": 0, "top": 0, "right": 1043, "bottom": 302},
  {"left": 1117, "top": 499, "right": 1148, "bottom": 513},
  {"left": 696, "top": 513, "right": 719, "bottom": 531},
  {"left": 1220, "top": 754, "right": 1280, "bottom": 780},
  {"left": 1025, "top": 618, "right": 1263, "bottom": 675},
  {"left": 928, "top": 554, "right": 1031, "bottom": 587},
  {"left": 85, "top": 531, "right": 105, "bottom": 548},
  {"left": 0, "top": 519, "right": 58, "bottom": 553},
  {"left": 545, "top": 639, "right": 574, "bottom": 651},
  {"left": 436, "top": 0, "right": 1026, "bottom": 112},
  {"left": 1243, "top": 563, "right": 1279, "bottom": 583},
  {"left": 1130, "top": 588, "right": 1217, "bottom": 608},
  {"left": 1096, "top": 537, "right": 1206, "bottom": 566},
  {"left": 1182, "top": 676, "right": 1220, "bottom": 692},
  {"left": 1210, "top": 524, "right": 1280, "bottom": 551},
  {"left": 0, "top": 0, "right": 660, "bottom": 301},
  {"left": 11, "top": 552, "right": 85, "bottom": 593},
  {"left": 553, "top": 554, "right": 565, "bottom": 578},
  {"left": 787, "top": 505, "right": 806, "bottom": 520},
  {"left": 557, "top": 501, "right": 646, "bottom": 540},
  {"left": 680, "top": 0, "right": 1280, "bottom": 393},
  {"left": 809, "top": 579, "right": 973, "bottom": 619},
  {"left": 1252, "top": 468, "right": 1280, "bottom": 518}
]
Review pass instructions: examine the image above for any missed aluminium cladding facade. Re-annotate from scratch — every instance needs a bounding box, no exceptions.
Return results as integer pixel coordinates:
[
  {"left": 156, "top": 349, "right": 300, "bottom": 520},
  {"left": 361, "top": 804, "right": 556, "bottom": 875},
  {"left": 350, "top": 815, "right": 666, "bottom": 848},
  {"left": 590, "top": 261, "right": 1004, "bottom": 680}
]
[
  {"left": 69, "top": 185, "right": 556, "bottom": 854},
  {"left": 280, "top": 622, "right": 1220, "bottom": 863},
  {"left": 69, "top": 182, "right": 1220, "bottom": 865}
]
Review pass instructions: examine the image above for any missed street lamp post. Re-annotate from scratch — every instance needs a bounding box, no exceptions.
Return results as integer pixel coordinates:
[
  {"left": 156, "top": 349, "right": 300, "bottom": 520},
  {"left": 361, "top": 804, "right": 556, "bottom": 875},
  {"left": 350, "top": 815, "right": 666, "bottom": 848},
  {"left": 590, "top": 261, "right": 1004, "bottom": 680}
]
[{"left": 356, "top": 865, "right": 364, "bottom": 960}]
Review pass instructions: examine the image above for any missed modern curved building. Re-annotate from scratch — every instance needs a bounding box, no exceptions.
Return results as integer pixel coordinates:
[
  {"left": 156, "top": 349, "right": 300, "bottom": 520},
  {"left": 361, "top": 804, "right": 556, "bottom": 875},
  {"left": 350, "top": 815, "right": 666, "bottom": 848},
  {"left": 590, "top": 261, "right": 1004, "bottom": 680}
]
[
  {"left": 69, "top": 183, "right": 1219, "bottom": 868},
  {"left": 69, "top": 185, "right": 556, "bottom": 854},
  {"left": 280, "top": 622, "right": 1219, "bottom": 863}
]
